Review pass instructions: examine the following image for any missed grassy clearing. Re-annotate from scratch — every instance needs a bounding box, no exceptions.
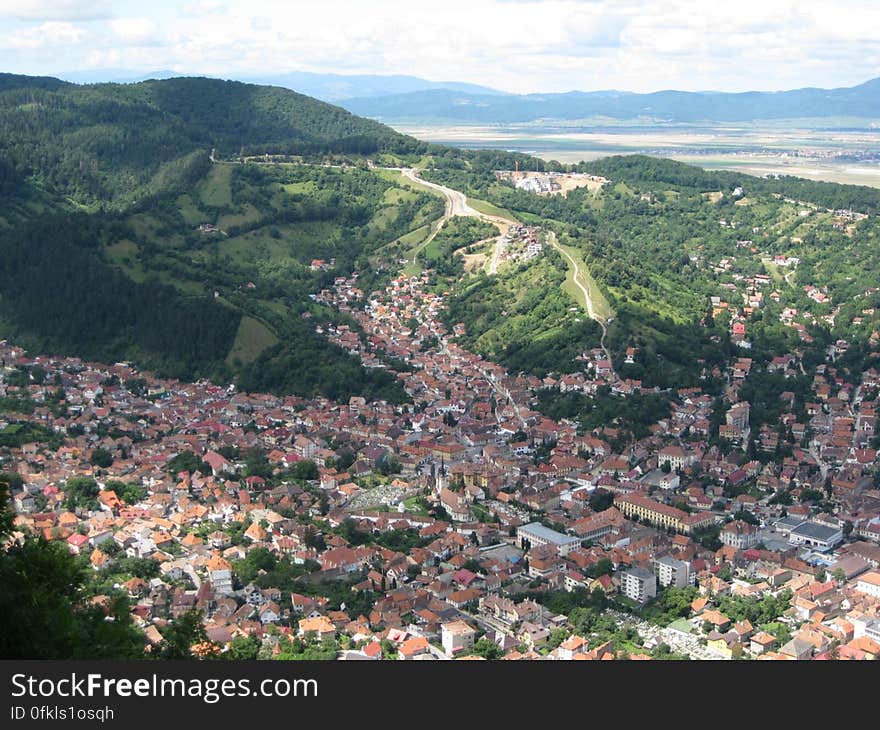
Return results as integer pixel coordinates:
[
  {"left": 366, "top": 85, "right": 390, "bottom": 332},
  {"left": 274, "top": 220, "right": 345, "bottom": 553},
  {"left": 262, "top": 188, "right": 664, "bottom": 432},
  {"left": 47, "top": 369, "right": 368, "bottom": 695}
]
[
  {"left": 200, "top": 165, "right": 233, "bottom": 207},
  {"left": 555, "top": 241, "right": 613, "bottom": 321},
  {"left": 469, "top": 197, "right": 518, "bottom": 221},
  {"left": 368, "top": 205, "right": 400, "bottom": 233},
  {"left": 282, "top": 181, "right": 318, "bottom": 195},
  {"left": 403, "top": 219, "right": 446, "bottom": 276},
  {"left": 106, "top": 239, "right": 138, "bottom": 263},
  {"left": 105, "top": 239, "right": 150, "bottom": 283},
  {"left": 226, "top": 315, "right": 279, "bottom": 367},
  {"left": 216, "top": 221, "right": 338, "bottom": 266},
  {"left": 383, "top": 187, "right": 417, "bottom": 205},
  {"left": 217, "top": 203, "right": 263, "bottom": 231},
  {"left": 176, "top": 194, "right": 205, "bottom": 226}
]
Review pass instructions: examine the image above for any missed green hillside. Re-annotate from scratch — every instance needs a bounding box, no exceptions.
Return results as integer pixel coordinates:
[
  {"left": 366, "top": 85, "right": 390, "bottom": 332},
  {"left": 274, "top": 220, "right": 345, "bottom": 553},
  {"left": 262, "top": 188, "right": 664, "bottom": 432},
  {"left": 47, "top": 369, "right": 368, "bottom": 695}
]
[
  {"left": 0, "top": 74, "right": 438, "bottom": 399},
  {"left": 0, "top": 73, "right": 425, "bottom": 209},
  {"left": 427, "top": 151, "right": 880, "bottom": 387}
]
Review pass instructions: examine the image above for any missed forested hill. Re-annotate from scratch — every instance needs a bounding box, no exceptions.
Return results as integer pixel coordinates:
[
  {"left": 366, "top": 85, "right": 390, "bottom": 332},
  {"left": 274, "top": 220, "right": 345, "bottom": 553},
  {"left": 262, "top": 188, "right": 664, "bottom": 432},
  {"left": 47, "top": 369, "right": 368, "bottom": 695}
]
[
  {"left": 586, "top": 155, "right": 880, "bottom": 213},
  {"left": 0, "top": 74, "right": 425, "bottom": 208},
  {"left": 0, "top": 74, "right": 438, "bottom": 399}
]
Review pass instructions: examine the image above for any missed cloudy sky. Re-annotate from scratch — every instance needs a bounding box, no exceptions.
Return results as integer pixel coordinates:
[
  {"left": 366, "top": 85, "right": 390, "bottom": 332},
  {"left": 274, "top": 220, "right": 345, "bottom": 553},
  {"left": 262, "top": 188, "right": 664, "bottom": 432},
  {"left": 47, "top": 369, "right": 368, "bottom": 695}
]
[{"left": 1, "top": 0, "right": 878, "bottom": 93}]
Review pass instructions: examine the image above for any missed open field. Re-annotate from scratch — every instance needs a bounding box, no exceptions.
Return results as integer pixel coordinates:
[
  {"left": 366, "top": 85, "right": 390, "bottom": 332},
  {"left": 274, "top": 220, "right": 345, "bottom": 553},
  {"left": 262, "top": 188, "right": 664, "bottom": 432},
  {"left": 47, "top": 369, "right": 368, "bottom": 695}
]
[
  {"left": 226, "top": 315, "right": 279, "bottom": 367},
  {"left": 200, "top": 164, "right": 233, "bottom": 207},
  {"left": 395, "top": 121, "right": 880, "bottom": 188},
  {"left": 468, "top": 198, "right": 519, "bottom": 220},
  {"left": 553, "top": 239, "right": 613, "bottom": 322}
]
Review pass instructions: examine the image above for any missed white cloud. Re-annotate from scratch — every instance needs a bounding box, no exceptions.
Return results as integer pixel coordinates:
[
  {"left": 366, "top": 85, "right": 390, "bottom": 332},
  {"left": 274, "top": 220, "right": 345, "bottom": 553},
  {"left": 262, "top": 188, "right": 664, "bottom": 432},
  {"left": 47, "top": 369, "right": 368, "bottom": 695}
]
[
  {"left": 5, "top": 21, "right": 86, "bottom": 49},
  {"left": 0, "top": 0, "right": 113, "bottom": 21},
  {"left": 109, "top": 18, "right": 160, "bottom": 45},
  {"left": 0, "top": 0, "right": 878, "bottom": 93}
]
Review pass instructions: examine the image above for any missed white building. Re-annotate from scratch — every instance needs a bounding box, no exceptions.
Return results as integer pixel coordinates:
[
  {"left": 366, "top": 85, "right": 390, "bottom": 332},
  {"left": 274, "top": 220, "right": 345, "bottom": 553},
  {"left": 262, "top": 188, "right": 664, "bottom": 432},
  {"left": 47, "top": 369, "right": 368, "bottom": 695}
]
[
  {"left": 517, "top": 522, "right": 581, "bottom": 557},
  {"left": 441, "top": 621, "right": 476, "bottom": 657},
  {"left": 652, "top": 555, "right": 692, "bottom": 588},
  {"left": 854, "top": 571, "right": 880, "bottom": 599},
  {"left": 787, "top": 521, "right": 843, "bottom": 552},
  {"left": 619, "top": 567, "right": 657, "bottom": 603},
  {"left": 721, "top": 520, "right": 758, "bottom": 550}
]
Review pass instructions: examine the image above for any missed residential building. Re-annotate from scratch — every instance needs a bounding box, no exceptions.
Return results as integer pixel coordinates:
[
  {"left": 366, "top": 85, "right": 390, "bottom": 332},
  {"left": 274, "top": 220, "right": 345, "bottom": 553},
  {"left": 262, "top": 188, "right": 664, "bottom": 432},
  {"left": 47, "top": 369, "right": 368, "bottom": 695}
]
[
  {"left": 721, "top": 520, "right": 758, "bottom": 549},
  {"left": 652, "top": 555, "right": 692, "bottom": 588},
  {"left": 441, "top": 620, "right": 476, "bottom": 657},
  {"left": 619, "top": 567, "right": 657, "bottom": 603},
  {"left": 517, "top": 522, "right": 581, "bottom": 557}
]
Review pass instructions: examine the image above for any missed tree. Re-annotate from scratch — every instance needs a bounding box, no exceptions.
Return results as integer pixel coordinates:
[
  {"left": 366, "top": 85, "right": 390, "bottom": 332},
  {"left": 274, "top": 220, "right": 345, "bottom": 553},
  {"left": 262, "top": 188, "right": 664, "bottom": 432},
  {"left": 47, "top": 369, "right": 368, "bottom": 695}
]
[
  {"left": 587, "top": 558, "right": 613, "bottom": 579},
  {"left": 89, "top": 447, "right": 114, "bottom": 468},
  {"left": 291, "top": 460, "right": 319, "bottom": 481},
  {"left": 167, "top": 450, "right": 210, "bottom": 476},
  {"left": 62, "top": 477, "right": 100, "bottom": 511},
  {"left": 472, "top": 636, "right": 502, "bottom": 660},
  {"left": 0, "top": 479, "right": 146, "bottom": 659},
  {"left": 225, "top": 634, "right": 261, "bottom": 660},
  {"left": 157, "top": 609, "right": 212, "bottom": 659}
]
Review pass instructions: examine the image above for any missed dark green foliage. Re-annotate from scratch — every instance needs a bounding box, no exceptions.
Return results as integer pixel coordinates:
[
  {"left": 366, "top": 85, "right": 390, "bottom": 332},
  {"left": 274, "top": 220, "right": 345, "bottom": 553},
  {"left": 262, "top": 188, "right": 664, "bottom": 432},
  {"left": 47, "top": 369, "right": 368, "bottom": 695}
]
[
  {"left": 156, "top": 609, "right": 212, "bottom": 659},
  {"left": 290, "top": 460, "right": 319, "bottom": 481},
  {"left": 716, "top": 589, "right": 793, "bottom": 625},
  {"left": 167, "top": 450, "right": 211, "bottom": 475},
  {"left": 372, "top": 528, "right": 430, "bottom": 553},
  {"left": 0, "top": 74, "right": 423, "bottom": 209},
  {"left": 588, "top": 155, "right": 879, "bottom": 214},
  {"left": 114, "top": 557, "right": 161, "bottom": 580},
  {"left": 0, "top": 76, "right": 434, "bottom": 402},
  {"left": 692, "top": 524, "right": 722, "bottom": 551},
  {"left": 0, "top": 215, "right": 240, "bottom": 381},
  {"left": 532, "top": 586, "right": 609, "bottom": 616},
  {"left": 62, "top": 477, "right": 100, "bottom": 511},
  {"left": 586, "top": 558, "right": 614, "bottom": 578},
  {"left": 443, "top": 254, "right": 603, "bottom": 377},
  {"left": 535, "top": 386, "right": 672, "bottom": 441},
  {"left": 90, "top": 447, "right": 114, "bottom": 468},
  {"left": 239, "top": 340, "right": 408, "bottom": 404},
  {"left": 589, "top": 489, "right": 615, "bottom": 512},
  {"left": 733, "top": 509, "right": 759, "bottom": 525},
  {"left": 0, "top": 478, "right": 146, "bottom": 659},
  {"left": 109, "top": 481, "right": 148, "bottom": 505},
  {"left": 638, "top": 586, "right": 698, "bottom": 626},
  {"left": 232, "top": 547, "right": 279, "bottom": 585},
  {"left": 472, "top": 636, "right": 503, "bottom": 659},
  {"left": 274, "top": 635, "right": 338, "bottom": 660},
  {"left": 0, "top": 421, "right": 60, "bottom": 448},
  {"left": 428, "top": 150, "right": 880, "bottom": 392},
  {"left": 224, "top": 634, "right": 261, "bottom": 660}
]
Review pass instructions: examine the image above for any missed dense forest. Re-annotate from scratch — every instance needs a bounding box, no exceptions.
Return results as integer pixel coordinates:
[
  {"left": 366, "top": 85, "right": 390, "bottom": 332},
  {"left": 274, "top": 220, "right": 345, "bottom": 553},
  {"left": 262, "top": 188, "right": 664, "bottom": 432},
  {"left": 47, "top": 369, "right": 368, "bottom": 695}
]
[{"left": 0, "top": 214, "right": 240, "bottom": 380}]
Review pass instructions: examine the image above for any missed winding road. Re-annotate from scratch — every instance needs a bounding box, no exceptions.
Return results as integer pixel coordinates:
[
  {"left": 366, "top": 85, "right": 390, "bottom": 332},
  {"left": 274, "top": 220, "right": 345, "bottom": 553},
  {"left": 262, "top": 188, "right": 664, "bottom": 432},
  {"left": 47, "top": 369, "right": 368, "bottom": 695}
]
[
  {"left": 393, "top": 168, "right": 616, "bottom": 377},
  {"left": 397, "top": 168, "right": 512, "bottom": 272},
  {"left": 548, "top": 231, "right": 615, "bottom": 375}
]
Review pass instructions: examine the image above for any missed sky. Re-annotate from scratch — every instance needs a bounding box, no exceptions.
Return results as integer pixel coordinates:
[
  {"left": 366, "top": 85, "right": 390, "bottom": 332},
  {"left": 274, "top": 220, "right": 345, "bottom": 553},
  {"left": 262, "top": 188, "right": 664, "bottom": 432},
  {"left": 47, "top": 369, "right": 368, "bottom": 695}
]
[{"left": 1, "top": 0, "right": 879, "bottom": 94}]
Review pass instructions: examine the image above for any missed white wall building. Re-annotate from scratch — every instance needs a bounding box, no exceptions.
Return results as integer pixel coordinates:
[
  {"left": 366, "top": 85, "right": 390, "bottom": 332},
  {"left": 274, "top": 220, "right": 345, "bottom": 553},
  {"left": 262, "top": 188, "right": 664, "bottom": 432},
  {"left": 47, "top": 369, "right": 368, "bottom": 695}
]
[{"left": 619, "top": 567, "right": 657, "bottom": 603}]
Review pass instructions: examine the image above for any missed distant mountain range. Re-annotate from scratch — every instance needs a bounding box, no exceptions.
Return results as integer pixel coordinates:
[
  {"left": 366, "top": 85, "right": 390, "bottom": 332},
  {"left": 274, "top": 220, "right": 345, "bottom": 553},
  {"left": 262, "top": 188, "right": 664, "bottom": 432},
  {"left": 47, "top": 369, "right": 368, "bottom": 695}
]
[
  {"left": 338, "top": 77, "right": 880, "bottom": 124},
  {"left": 56, "top": 69, "right": 504, "bottom": 102},
  {"left": 54, "top": 71, "right": 880, "bottom": 124}
]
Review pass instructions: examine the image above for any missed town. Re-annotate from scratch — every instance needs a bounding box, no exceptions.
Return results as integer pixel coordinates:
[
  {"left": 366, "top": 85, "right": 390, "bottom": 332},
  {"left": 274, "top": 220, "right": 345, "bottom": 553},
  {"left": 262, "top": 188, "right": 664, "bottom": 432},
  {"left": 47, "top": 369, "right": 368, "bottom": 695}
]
[{"left": 3, "top": 251, "right": 880, "bottom": 662}]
